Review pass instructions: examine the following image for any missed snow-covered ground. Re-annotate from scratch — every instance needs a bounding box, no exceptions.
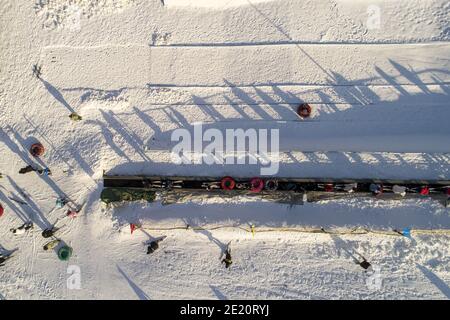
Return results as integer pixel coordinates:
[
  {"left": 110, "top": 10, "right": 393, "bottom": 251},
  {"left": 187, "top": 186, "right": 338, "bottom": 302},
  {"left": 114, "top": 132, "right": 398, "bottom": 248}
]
[{"left": 0, "top": 0, "right": 449, "bottom": 300}]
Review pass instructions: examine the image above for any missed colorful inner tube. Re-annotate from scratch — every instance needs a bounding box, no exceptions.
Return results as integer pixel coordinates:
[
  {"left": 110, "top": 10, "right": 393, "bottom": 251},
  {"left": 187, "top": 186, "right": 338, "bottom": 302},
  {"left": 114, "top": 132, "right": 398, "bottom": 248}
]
[
  {"left": 221, "top": 176, "right": 236, "bottom": 190},
  {"left": 58, "top": 246, "right": 73, "bottom": 261},
  {"left": 250, "top": 178, "right": 264, "bottom": 193},
  {"left": 297, "top": 103, "right": 312, "bottom": 118},
  {"left": 30, "top": 143, "right": 45, "bottom": 157},
  {"left": 0, "top": 204, "right": 4, "bottom": 218}
]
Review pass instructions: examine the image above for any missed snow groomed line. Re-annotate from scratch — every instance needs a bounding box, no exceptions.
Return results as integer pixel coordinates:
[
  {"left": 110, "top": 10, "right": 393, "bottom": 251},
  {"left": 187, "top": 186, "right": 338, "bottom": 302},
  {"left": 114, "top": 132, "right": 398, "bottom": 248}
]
[
  {"left": 41, "top": 43, "right": 450, "bottom": 89},
  {"left": 106, "top": 151, "right": 450, "bottom": 181},
  {"left": 139, "top": 225, "right": 450, "bottom": 237},
  {"left": 144, "top": 120, "right": 450, "bottom": 153}
]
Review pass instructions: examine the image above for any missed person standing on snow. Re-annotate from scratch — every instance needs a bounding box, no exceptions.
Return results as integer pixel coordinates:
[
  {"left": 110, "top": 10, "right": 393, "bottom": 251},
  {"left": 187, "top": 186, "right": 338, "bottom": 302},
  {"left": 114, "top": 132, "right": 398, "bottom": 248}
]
[
  {"left": 221, "top": 248, "right": 233, "bottom": 269},
  {"left": 0, "top": 252, "right": 14, "bottom": 267},
  {"left": 37, "top": 168, "right": 52, "bottom": 176},
  {"left": 146, "top": 237, "right": 166, "bottom": 254},
  {"left": 10, "top": 222, "right": 33, "bottom": 235},
  {"left": 42, "top": 222, "right": 61, "bottom": 238},
  {"left": 32, "top": 64, "right": 42, "bottom": 79},
  {"left": 69, "top": 112, "right": 82, "bottom": 121},
  {"left": 19, "top": 165, "right": 51, "bottom": 176},
  {"left": 357, "top": 257, "right": 372, "bottom": 271},
  {"left": 146, "top": 241, "right": 159, "bottom": 254}
]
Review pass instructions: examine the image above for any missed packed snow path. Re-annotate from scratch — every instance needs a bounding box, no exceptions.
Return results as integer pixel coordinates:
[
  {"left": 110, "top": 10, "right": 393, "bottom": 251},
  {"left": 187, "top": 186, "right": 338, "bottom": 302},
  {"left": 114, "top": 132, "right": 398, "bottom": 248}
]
[{"left": 42, "top": 43, "right": 450, "bottom": 88}]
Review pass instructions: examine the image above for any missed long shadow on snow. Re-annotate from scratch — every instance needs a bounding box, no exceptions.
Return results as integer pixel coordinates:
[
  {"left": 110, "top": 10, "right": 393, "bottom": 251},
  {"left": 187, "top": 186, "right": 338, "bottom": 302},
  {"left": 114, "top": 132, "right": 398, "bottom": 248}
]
[
  {"left": 416, "top": 263, "right": 450, "bottom": 299},
  {"left": 116, "top": 265, "right": 151, "bottom": 300}
]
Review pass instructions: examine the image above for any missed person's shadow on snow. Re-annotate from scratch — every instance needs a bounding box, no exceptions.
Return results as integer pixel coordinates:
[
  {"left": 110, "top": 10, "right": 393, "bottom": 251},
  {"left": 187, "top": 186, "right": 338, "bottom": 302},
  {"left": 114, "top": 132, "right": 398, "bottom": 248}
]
[{"left": 39, "top": 78, "right": 75, "bottom": 113}]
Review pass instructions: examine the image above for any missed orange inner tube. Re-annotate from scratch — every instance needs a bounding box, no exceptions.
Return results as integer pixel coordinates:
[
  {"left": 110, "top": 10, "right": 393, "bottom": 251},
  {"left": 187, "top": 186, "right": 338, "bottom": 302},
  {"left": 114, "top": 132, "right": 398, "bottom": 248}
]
[
  {"left": 30, "top": 143, "right": 45, "bottom": 157},
  {"left": 297, "top": 103, "right": 312, "bottom": 118}
]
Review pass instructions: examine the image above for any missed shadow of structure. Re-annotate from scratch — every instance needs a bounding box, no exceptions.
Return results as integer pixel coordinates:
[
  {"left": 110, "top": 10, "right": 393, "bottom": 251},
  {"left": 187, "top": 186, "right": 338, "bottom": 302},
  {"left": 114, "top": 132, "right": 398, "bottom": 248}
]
[
  {"left": 416, "top": 263, "right": 450, "bottom": 299},
  {"left": 116, "top": 265, "right": 151, "bottom": 300},
  {"left": 209, "top": 285, "right": 228, "bottom": 300}
]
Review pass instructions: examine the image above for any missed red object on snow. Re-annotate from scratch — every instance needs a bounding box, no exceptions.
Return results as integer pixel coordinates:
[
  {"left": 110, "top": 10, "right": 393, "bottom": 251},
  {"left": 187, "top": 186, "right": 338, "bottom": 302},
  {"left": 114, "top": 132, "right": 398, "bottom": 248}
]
[
  {"left": 66, "top": 210, "right": 77, "bottom": 218},
  {"left": 324, "top": 184, "right": 334, "bottom": 192},
  {"left": 250, "top": 178, "right": 264, "bottom": 193},
  {"left": 221, "top": 177, "right": 236, "bottom": 190},
  {"left": 297, "top": 103, "right": 312, "bottom": 118},
  {"left": 0, "top": 204, "right": 4, "bottom": 217},
  {"left": 30, "top": 143, "right": 45, "bottom": 157},
  {"left": 447, "top": 188, "right": 450, "bottom": 196},
  {"left": 130, "top": 223, "right": 138, "bottom": 234},
  {"left": 420, "top": 186, "right": 430, "bottom": 196}
]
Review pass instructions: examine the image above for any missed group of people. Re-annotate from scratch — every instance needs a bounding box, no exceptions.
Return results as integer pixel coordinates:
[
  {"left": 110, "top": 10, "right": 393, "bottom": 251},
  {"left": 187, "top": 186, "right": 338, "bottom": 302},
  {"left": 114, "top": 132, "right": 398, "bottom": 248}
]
[{"left": 139, "top": 229, "right": 233, "bottom": 269}]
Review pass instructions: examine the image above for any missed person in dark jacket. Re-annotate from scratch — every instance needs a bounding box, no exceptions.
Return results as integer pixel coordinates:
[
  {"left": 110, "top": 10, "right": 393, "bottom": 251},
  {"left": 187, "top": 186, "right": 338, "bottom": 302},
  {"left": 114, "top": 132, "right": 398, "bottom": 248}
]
[
  {"left": 0, "top": 253, "right": 13, "bottom": 267},
  {"left": 147, "top": 241, "right": 159, "bottom": 254},
  {"left": 42, "top": 226, "right": 60, "bottom": 238},
  {"left": 357, "top": 257, "right": 372, "bottom": 271},
  {"left": 10, "top": 222, "right": 33, "bottom": 235},
  {"left": 221, "top": 248, "right": 232, "bottom": 269},
  {"left": 146, "top": 236, "right": 166, "bottom": 254}
]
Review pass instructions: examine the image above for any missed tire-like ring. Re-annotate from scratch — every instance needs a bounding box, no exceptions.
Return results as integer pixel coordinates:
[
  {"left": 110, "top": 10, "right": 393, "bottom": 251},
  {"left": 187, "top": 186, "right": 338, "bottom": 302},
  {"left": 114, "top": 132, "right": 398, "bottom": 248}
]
[
  {"left": 250, "top": 178, "right": 264, "bottom": 193},
  {"left": 297, "top": 103, "right": 312, "bottom": 118},
  {"left": 30, "top": 143, "right": 45, "bottom": 157},
  {"left": 221, "top": 177, "right": 236, "bottom": 190},
  {"left": 265, "top": 179, "right": 278, "bottom": 191}
]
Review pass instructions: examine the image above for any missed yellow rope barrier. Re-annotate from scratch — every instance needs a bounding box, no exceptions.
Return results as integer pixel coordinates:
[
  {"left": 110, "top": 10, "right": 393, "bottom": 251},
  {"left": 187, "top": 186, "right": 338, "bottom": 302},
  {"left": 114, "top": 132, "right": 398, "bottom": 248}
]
[{"left": 139, "top": 224, "right": 450, "bottom": 237}]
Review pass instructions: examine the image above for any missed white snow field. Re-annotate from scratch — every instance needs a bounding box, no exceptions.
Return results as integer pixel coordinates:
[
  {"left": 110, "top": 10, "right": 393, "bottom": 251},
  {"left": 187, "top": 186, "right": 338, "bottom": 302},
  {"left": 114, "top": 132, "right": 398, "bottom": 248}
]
[{"left": 1, "top": 0, "right": 450, "bottom": 300}]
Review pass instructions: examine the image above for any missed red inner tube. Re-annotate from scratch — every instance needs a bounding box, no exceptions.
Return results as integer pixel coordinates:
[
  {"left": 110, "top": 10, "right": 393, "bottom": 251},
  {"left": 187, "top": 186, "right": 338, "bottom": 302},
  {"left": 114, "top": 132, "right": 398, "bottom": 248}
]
[
  {"left": 0, "top": 204, "right": 3, "bottom": 217},
  {"left": 297, "top": 103, "right": 312, "bottom": 118},
  {"left": 221, "top": 177, "right": 236, "bottom": 190},
  {"left": 250, "top": 178, "right": 264, "bottom": 193},
  {"left": 420, "top": 186, "right": 430, "bottom": 195},
  {"left": 30, "top": 143, "right": 45, "bottom": 157},
  {"left": 324, "top": 184, "right": 334, "bottom": 192}
]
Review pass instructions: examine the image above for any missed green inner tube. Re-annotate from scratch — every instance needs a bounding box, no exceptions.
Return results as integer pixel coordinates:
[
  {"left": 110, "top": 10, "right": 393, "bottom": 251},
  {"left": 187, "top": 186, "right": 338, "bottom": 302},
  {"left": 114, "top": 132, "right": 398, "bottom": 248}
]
[{"left": 58, "top": 246, "right": 73, "bottom": 261}]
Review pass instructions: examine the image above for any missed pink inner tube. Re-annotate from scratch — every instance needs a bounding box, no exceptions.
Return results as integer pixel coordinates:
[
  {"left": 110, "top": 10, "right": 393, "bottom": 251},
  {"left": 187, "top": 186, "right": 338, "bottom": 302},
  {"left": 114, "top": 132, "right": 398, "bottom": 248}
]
[{"left": 250, "top": 178, "right": 264, "bottom": 193}]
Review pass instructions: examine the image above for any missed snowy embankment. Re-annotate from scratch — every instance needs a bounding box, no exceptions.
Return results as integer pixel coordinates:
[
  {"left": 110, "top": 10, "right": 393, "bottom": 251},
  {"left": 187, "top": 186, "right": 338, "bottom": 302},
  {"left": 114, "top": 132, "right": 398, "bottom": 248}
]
[{"left": 0, "top": 0, "right": 449, "bottom": 299}]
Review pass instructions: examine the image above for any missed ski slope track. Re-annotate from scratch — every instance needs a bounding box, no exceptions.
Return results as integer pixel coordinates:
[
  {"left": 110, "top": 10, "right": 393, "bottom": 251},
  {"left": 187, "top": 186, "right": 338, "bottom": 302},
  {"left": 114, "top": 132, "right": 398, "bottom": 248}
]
[
  {"left": 42, "top": 43, "right": 450, "bottom": 88},
  {"left": 0, "top": 0, "right": 449, "bottom": 300}
]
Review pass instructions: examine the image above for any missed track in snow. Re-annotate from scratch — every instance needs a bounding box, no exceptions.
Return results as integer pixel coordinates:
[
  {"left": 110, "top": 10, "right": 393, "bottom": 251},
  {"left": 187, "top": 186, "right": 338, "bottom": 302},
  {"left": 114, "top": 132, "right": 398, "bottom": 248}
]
[{"left": 41, "top": 43, "right": 450, "bottom": 89}]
